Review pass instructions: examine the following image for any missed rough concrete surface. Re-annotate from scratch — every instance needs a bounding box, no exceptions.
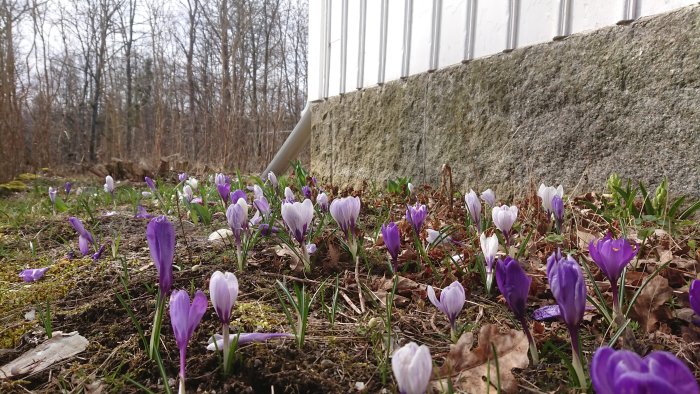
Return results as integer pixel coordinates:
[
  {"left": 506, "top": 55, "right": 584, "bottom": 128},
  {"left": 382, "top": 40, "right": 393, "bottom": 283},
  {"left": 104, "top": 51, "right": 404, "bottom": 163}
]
[{"left": 310, "top": 5, "right": 700, "bottom": 198}]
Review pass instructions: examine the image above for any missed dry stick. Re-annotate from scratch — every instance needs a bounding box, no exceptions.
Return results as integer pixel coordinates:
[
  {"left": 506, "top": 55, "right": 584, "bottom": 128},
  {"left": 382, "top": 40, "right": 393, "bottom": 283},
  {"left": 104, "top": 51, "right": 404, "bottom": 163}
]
[{"left": 354, "top": 253, "right": 366, "bottom": 313}]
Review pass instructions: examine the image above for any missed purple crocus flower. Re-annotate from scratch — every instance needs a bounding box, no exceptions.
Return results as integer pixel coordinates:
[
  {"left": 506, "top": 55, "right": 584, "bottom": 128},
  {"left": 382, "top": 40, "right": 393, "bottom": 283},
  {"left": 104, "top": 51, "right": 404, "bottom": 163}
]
[
  {"left": 259, "top": 224, "right": 280, "bottom": 236},
  {"left": 69, "top": 217, "right": 94, "bottom": 256},
  {"left": 182, "top": 185, "right": 194, "bottom": 203},
  {"left": 537, "top": 184, "right": 563, "bottom": 216},
  {"left": 316, "top": 192, "right": 329, "bottom": 212},
  {"left": 481, "top": 189, "right": 496, "bottom": 206},
  {"left": 135, "top": 205, "right": 153, "bottom": 219},
  {"left": 214, "top": 173, "right": 227, "bottom": 186},
  {"left": 92, "top": 243, "right": 107, "bottom": 261},
  {"left": 48, "top": 187, "right": 57, "bottom": 205},
  {"left": 497, "top": 256, "right": 538, "bottom": 364},
  {"left": 254, "top": 196, "right": 270, "bottom": 217},
  {"left": 267, "top": 172, "right": 278, "bottom": 189},
  {"left": 427, "top": 281, "right": 465, "bottom": 332},
  {"left": 588, "top": 233, "right": 638, "bottom": 313},
  {"left": 406, "top": 203, "right": 427, "bottom": 235},
  {"left": 591, "top": 346, "right": 699, "bottom": 394},
  {"left": 170, "top": 289, "right": 207, "bottom": 394},
  {"left": 306, "top": 243, "right": 317, "bottom": 255},
  {"left": 302, "top": 185, "right": 312, "bottom": 200},
  {"left": 178, "top": 173, "right": 188, "bottom": 182},
  {"left": 104, "top": 175, "right": 114, "bottom": 194},
  {"left": 465, "top": 189, "right": 481, "bottom": 233},
  {"left": 252, "top": 184, "right": 264, "bottom": 200},
  {"left": 381, "top": 222, "right": 401, "bottom": 272},
  {"left": 145, "top": 176, "right": 156, "bottom": 192},
  {"left": 391, "top": 342, "right": 432, "bottom": 394},
  {"left": 284, "top": 187, "right": 295, "bottom": 203},
  {"left": 689, "top": 279, "right": 700, "bottom": 325},
  {"left": 330, "top": 196, "right": 361, "bottom": 240},
  {"left": 209, "top": 271, "right": 239, "bottom": 325},
  {"left": 226, "top": 198, "right": 248, "bottom": 246},
  {"left": 146, "top": 216, "right": 175, "bottom": 295},
  {"left": 64, "top": 182, "right": 72, "bottom": 195},
  {"left": 281, "top": 199, "right": 314, "bottom": 245},
  {"left": 217, "top": 183, "right": 231, "bottom": 204},
  {"left": 230, "top": 189, "right": 247, "bottom": 205},
  {"left": 19, "top": 267, "right": 49, "bottom": 282},
  {"left": 492, "top": 205, "right": 518, "bottom": 245},
  {"left": 480, "top": 233, "right": 499, "bottom": 291},
  {"left": 547, "top": 250, "right": 587, "bottom": 384},
  {"left": 552, "top": 195, "right": 564, "bottom": 231}
]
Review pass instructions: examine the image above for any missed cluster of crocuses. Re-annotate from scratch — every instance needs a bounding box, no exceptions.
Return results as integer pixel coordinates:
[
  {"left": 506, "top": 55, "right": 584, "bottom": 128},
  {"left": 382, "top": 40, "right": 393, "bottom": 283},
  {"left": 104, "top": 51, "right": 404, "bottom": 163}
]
[{"left": 145, "top": 215, "right": 289, "bottom": 393}]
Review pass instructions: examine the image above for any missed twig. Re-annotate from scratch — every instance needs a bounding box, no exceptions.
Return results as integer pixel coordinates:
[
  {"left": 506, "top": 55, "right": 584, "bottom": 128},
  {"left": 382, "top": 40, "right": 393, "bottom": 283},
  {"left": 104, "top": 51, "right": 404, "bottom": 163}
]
[{"left": 340, "top": 291, "right": 361, "bottom": 315}]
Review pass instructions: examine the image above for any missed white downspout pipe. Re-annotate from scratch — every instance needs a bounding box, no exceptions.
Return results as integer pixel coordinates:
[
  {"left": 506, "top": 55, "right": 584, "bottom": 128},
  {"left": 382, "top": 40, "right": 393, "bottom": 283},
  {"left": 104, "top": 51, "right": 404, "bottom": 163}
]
[{"left": 262, "top": 102, "right": 313, "bottom": 179}]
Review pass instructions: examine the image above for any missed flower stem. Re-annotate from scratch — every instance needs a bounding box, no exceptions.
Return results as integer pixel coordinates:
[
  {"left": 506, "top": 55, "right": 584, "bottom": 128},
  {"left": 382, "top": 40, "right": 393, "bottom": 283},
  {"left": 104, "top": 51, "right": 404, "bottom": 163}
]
[
  {"left": 569, "top": 327, "right": 586, "bottom": 387},
  {"left": 611, "top": 282, "right": 621, "bottom": 318},
  {"left": 236, "top": 245, "right": 244, "bottom": 272},
  {"left": 519, "top": 318, "right": 539, "bottom": 365},
  {"left": 149, "top": 292, "right": 165, "bottom": 359},
  {"left": 179, "top": 347, "right": 186, "bottom": 394},
  {"left": 301, "top": 245, "right": 310, "bottom": 272},
  {"left": 350, "top": 239, "right": 365, "bottom": 313},
  {"left": 222, "top": 324, "right": 230, "bottom": 376}
]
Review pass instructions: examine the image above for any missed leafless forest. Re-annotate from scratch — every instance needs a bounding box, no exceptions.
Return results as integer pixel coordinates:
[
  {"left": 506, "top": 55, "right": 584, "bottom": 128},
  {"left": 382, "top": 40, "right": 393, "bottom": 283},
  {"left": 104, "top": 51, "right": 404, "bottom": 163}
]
[{"left": 0, "top": 0, "right": 308, "bottom": 182}]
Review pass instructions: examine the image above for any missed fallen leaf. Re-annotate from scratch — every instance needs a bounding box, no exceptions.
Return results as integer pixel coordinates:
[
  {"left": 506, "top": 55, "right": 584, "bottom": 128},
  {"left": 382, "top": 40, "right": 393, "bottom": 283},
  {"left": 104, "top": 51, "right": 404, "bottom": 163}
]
[
  {"left": 576, "top": 230, "right": 597, "bottom": 252},
  {"left": 208, "top": 229, "right": 232, "bottom": 245},
  {"left": 630, "top": 275, "right": 673, "bottom": 333},
  {"left": 0, "top": 331, "right": 88, "bottom": 378},
  {"left": 274, "top": 245, "right": 301, "bottom": 271},
  {"left": 434, "top": 324, "right": 529, "bottom": 393}
]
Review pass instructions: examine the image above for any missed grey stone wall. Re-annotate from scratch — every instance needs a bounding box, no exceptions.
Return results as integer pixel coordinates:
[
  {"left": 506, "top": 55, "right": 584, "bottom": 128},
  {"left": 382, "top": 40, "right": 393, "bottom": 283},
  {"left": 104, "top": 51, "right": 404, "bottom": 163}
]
[{"left": 310, "top": 5, "right": 700, "bottom": 198}]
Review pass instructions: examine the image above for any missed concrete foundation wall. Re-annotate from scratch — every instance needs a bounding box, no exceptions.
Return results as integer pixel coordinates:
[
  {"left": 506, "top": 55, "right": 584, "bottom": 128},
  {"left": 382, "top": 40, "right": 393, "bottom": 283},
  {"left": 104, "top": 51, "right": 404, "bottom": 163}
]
[{"left": 310, "top": 5, "right": 700, "bottom": 198}]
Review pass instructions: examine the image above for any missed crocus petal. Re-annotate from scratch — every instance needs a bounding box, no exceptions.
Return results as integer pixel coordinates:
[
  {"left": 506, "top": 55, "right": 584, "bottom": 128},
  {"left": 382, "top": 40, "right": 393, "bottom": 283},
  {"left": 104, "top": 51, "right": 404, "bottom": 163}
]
[
  {"left": 281, "top": 199, "right": 314, "bottom": 244},
  {"left": 19, "top": 267, "right": 49, "bottom": 282},
  {"left": 330, "top": 196, "right": 361, "bottom": 239},
  {"left": 170, "top": 290, "right": 192, "bottom": 350},
  {"left": 481, "top": 189, "right": 496, "bottom": 206},
  {"left": 147, "top": 216, "right": 175, "bottom": 295},
  {"left": 381, "top": 222, "right": 401, "bottom": 261},
  {"left": 690, "top": 279, "right": 700, "bottom": 317},
  {"left": 547, "top": 251, "right": 586, "bottom": 330},
  {"left": 210, "top": 271, "right": 238, "bottom": 325},
  {"left": 206, "top": 333, "right": 293, "bottom": 351},
  {"left": 496, "top": 256, "right": 531, "bottom": 320},
  {"left": 79, "top": 235, "right": 90, "bottom": 256}
]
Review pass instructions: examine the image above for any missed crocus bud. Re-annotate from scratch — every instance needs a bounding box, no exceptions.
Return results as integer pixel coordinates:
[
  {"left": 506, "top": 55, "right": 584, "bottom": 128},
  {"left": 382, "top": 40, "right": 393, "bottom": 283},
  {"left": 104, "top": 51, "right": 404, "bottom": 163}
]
[
  {"left": 104, "top": 175, "right": 114, "bottom": 194},
  {"left": 427, "top": 281, "right": 465, "bottom": 330},
  {"left": 552, "top": 195, "right": 564, "bottom": 230},
  {"left": 316, "top": 192, "right": 329, "bottom": 212},
  {"left": 145, "top": 176, "right": 156, "bottom": 192},
  {"left": 69, "top": 217, "right": 94, "bottom": 256},
  {"left": 230, "top": 189, "right": 247, "bottom": 205},
  {"left": 64, "top": 182, "right": 72, "bottom": 195},
  {"left": 306, "top": 243, "right": 317, "bottom": 255},
  {"left": 281, "top": 199, "right": 314, "bottom": 245},
  {"left": 690, "top": 279, "right": 700, "bottom": 323},
  {"left": 253, "top": 184, "right": 264, "bottom": 201},
  {"left": 481, "top": 189, "right": 496, "bottom": 206},
  {"left": 284, "top": 187, "right": 295, "bottom": 203},
  {"left": 215, "top": 173, "right": 227, "bottom": 186},
  {"left": 170, "top": 289, "right": 207, "bottom": 394},
  {"left": 407, "top": 183, "right": 414, "bottom": 195},
  {"left": 267, "top": 172, "right": 278, "bottom": 189},
  {"left": 330, "top": 196, "right": 361, "bottom": 240},
  {"left": 496, "top": 256, "right": 531, "bottom": 320},
  {"left": 546, "top": 251, "right": 586, "bottom": 331},
  {"left": 591, "top": 346, "right": 699, "bottom": 394},
  {"left": 226, "top": 198, "right": 249, "bottom": 246},
  {"left": 183, "top": 185, "right": 194, "bottom": 203},
  {"left": 146, "top": 216, "right": 175, "bottom": 295},
  {"left": 588, "top": 233, "right": 638, "bottom": 312},
  {"left": 537, "top": 184, "right": 563, "bottom": 215},
  {"left": 135, "top": 205, "right": 152, "bottom": 219},
  {"left": 254, "top": 196, "right": 271, "bottom": 217},
  {"left": 178, "top": 173, "right": 187, "bottom": 182},
  {"left": 187, "top": 177, "right": 198, "bottom": 190},
  {"left": 406, "top": 203, "right": 427, "bottom": 235},
  {"left": 217, "top": 183, "right": 231, "bottom": 204},
  {"left": 491, "top": 205, "right": 518, "bottom": 242},
  {"left": 381, "top": 222, "right": 401, "bottom": 270},
  {"left": 391, "top": 342, "right": 432, "bottom": 394},
  {"left": 465, "top": 189, "right": 481, "bottom": 232},
  {"left": 19, "top": 267, "right": 49, "bottom": 283},
  {"left": 142, "top": 191, "right": 153, "bottom": 198},
  {"left": 48, "top": 187, "right": 57, "bottom": 204},
  {"left": 480, "top": 233, "right": 499, "bottom": 289},
  {"left": 209, "top": 271, "right": 238, "bottom": 325},
  {"left": 302, "top": 185, "right": 312, "bottom": 200}
]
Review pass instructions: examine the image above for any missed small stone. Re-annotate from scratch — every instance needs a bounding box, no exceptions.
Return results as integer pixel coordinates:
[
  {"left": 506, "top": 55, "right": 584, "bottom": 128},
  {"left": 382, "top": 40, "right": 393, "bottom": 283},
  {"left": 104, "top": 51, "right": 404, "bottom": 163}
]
[
  {"left": 355, "top": 381, "right": 366, "bottom": 391},
  {"left": 320, "top": 359, "right": 335, "bottom": 369},
  {"left": 253, "top": 358, "right": 263, "bottom": 368}
]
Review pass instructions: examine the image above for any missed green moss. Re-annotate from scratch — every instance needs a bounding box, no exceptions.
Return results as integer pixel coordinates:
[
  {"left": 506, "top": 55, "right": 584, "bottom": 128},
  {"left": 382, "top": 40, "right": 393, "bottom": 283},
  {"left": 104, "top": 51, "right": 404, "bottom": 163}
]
[
  {"left": 17, "top": 173, "right": 38, "bottom": 181},
  {"left": 233, "top": 302, "right": 285, "bottom": 330},
  {"left": 0, "top": 180, "right": 28, "bottom": 194}
]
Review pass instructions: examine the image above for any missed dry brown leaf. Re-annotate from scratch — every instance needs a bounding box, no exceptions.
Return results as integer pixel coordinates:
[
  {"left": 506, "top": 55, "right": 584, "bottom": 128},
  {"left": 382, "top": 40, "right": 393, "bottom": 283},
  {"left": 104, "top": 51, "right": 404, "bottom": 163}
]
[
  {"left": 274, "top": 245, "right": 302, "bottom": 271},
  {"left": 434, "top": 324, "right": 529, "bottom": 394},
  {"left": 0, "top": 331, "right": 88, "bottom": 378},
  {"left": 576, "top": 230, "right": 597, "bottom": 251},
  {"left": 630, "top": 275, "right": 673, "bottom": 333}
]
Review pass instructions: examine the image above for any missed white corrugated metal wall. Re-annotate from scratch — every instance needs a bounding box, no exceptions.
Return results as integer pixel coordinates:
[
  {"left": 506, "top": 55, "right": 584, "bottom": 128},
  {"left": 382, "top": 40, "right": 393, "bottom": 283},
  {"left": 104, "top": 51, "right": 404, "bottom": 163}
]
[{"left": 308, "top": 0, "right": 697, "bottom": 101}]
